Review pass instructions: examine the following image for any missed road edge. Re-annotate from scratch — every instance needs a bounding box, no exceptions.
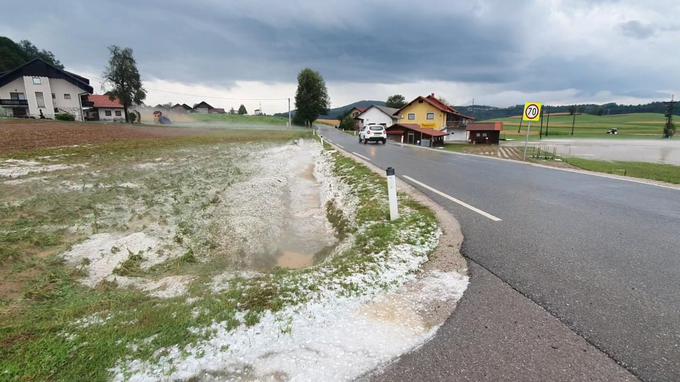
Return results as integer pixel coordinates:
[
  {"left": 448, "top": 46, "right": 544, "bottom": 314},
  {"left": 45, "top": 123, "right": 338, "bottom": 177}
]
[
  {"left": 392, "top": 141, "right": 680, "bottom": 191},
  {"left": 324, "top": 138, "right": 469, "bottom": 319}
]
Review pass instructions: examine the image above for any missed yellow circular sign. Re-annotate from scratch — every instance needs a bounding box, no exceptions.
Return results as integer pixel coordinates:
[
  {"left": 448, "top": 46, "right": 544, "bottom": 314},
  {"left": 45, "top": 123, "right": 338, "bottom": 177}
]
[{"left": 523, "top": 102, "right": 542, "bottom": 122}]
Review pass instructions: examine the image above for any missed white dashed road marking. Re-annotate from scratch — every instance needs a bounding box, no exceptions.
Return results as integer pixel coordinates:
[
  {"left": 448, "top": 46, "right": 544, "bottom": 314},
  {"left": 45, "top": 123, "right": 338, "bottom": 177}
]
[
  {"left": 352, "top": 152, "right": 371, "bottom": 162},
  {"left": 402, "top": 175, "right": 503, "bottom": 222}
]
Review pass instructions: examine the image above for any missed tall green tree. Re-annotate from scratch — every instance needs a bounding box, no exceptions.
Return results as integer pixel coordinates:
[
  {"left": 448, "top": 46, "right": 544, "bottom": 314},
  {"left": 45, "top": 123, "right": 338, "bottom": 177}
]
[
  {"left": 238, "top": 104, "right": 248, "bottom": 115},
  {"left": 18, "top": 40, "right": 63, "bottom": 69},
  {"left": 0, "top": 36, "right": 63, "bottom": 72},
  {"left": 103, "top": 46, "right": 146, "bottom": 123},
  {"left": 385, "top": 94, "right": 407, "bottom": 109},
  {"left": 293, "top": 68, "right": 329, "bottom": 126}
]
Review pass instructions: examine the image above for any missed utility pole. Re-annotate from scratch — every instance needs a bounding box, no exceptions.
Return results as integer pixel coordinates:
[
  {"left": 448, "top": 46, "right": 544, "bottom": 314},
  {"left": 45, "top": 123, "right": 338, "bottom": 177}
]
[
  {"left": 571, "top": 106, "right": 577, "bottom": 136},
  {"left": 288, "top": 98, "right": 291, "bottom": 127},
  {"left": 545, "top": 106, "right": 551, "bottom": 136},
  {"left": 517, "top": 115, "right": 523, "bottom": 134},
  {"left": 664, "top": 95, "right": 676, "bottom": 138},
  {"left": 539, "top": 108, "right": 544, "bottom": 139}
]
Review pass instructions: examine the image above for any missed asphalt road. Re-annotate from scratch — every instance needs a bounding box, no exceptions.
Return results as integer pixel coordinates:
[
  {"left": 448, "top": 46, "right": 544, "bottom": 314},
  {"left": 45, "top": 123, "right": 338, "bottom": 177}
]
[{"left": 318, "top": 127, "right": 680, "bottom": 382}]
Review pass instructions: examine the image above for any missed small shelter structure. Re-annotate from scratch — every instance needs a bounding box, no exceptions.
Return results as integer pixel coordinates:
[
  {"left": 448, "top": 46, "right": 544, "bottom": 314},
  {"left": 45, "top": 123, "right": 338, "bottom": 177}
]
[{"left": 466, "top": 122, "right": 503, "bottom": 144}]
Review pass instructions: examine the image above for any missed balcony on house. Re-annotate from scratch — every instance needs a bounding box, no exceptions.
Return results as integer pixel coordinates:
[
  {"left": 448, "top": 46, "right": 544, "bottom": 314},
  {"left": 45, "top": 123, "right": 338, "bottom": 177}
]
[{"left": 0, "top": 99, "right": 29, "bottom": 107}]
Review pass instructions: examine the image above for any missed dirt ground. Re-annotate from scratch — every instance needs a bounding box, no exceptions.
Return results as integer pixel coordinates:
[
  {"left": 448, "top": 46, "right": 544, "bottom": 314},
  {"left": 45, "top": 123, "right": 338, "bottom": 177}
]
[{"left": 0, "top": 120, "right": 211, "bottom": 154}]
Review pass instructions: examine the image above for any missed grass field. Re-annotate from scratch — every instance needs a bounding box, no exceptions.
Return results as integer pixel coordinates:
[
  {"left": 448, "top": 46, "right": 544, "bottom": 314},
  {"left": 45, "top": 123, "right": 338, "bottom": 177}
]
[
  {"left": 564, "top": 158, "right": 680, "bottom": 184},
  {"left": 442, "top": 142, "right": 680, "bottom": 185},
  {"left": 488, "top": 113, "right": 669, "bottom": 140},
  {"left": 0, "top": 121, "right": 440, "bottom": 380},
  {"left": 189, "top": 113, "right": 289, "bottom": 125}
]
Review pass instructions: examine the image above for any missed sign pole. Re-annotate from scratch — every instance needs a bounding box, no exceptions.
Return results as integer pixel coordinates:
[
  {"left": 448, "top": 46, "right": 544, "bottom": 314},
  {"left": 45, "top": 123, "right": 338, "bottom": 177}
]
[{"left": 523, "top": 122, "right": 531, "bottom": 160}]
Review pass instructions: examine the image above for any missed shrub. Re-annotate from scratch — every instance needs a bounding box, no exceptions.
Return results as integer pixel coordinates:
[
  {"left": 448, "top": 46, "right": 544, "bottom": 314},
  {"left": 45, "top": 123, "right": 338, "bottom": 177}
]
[{"left": 55, "top": 112, "right": 75, "bottom": 121}]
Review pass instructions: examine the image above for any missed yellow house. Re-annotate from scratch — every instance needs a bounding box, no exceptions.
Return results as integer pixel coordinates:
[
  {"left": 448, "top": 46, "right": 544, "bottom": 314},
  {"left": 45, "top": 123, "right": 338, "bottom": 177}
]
[{"left": 393, "top": 93, "right": 474, "bottom": 131}]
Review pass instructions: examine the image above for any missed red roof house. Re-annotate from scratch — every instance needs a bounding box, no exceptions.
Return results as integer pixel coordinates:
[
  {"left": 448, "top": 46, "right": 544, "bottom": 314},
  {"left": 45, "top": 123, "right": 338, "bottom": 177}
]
[{"left": 84, "top": 95, "right": 124, "bottom": 121}]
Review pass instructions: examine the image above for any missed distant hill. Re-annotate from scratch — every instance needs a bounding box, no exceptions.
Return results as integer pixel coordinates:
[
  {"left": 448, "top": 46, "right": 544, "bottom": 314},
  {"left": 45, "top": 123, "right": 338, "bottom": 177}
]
[
  {"left": 275, "top": 100, "right": 387, "bottom": 120},
  {"left": 456, "top": 101, "right": 678, "bottom": 121},
  {"left": 279, "top": 97, "right": 678, "bottom": 122},
  {"left": 0, "top": 36, "right": 63, "bottom": 72}
]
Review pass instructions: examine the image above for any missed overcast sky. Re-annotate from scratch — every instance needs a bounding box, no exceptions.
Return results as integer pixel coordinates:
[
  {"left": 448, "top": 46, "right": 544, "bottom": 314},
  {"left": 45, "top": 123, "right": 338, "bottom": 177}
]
[{"left": 2, "top": 0, "right": 679, "bottom": 113}]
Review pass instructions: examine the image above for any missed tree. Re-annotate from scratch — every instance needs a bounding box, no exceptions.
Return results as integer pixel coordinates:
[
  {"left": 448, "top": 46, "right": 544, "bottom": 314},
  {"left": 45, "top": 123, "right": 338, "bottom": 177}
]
[
  {"left": 293, "top": 68, "right": 329, "bottom": 126},
  {"left": 338, "top": 112, "right": 356, "bottom": 131},
  {"left": 229, "top": 107, "right": 236, "bottom": 115},
  {"left": 0, "top": 36, "right": 63, "bottom": 72},
  {"left": 385, "top": 94, "right": 407, "bottom": 109},
  {"left": 18, "top": 40, "right": 63, "bottom": 69},
  {"left": 103, "top": 46, "right": 146, "bottom": 123},
  {"left": 568, "top": 105, "right": 577, "bottom": 115},
  {"left": 238, "top": 104, "right": 248, "bottom": 115}
]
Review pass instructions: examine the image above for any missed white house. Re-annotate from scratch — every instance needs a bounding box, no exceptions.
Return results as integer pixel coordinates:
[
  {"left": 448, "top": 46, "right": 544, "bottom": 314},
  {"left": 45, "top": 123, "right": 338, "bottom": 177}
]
[
  {"left": 84, "top": 95, "right": 125, "bottom": 121},
  {"left": 356, "top": 105, "right": 398, "bottom": 128},
  {"left": 0, "top": 58, "right": 93, "bottom": 120}
]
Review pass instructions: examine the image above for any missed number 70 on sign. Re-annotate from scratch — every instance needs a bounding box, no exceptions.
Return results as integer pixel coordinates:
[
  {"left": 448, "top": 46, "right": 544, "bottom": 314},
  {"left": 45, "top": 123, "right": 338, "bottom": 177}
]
[{"left": 523, "top": 102, "right": 542, "bottom": 122}]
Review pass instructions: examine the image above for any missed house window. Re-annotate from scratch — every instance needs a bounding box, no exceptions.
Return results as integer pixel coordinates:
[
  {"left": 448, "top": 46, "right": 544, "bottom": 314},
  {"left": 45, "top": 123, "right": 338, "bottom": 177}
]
[
  {"left": 10, "top": 92, "right": 25, "bottom": 100},
  {"left": 407, "top": 113, "right": 416, "bottom": 121},
  {"left": 105, "top": 110, "right": 112, "bottom": 116},
  {"left": 64, "top": 94, "right": 71, "bottom": 100},
  {"left": 426, "top": 112, "right": 435, "bottom": 120},
  {"left": 35, "top": 92, "right": 45, "bottom": 108},
  {"left": 52, "top": 93, "right": 56, "bottom": 99},
  {"left": 115, "top": 110, "right": 122, "bottom": 116},
  {"left": 32, "top": 77, "right": 41, "bottom": 85}
]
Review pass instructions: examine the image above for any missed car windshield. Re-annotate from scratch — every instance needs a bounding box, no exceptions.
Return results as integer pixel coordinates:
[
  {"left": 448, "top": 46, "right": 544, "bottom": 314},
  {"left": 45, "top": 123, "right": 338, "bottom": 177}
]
[{"left": 369, "top": 126, "right": 384, "bottom": 131}]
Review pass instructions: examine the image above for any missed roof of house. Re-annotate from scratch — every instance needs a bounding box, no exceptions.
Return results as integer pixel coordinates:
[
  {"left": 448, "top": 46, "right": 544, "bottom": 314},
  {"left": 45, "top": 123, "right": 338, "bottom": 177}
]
[
  {"left": 172, "top": 103, "right": 193, "bottom": 110},
  {"left": 466, "top": 122, "right": 504, "bottom": 131},
  {"left": 88, "top": 95, "right": 123, "bottom": 109},
  {"left": 394, "top": 94, "right": 475, "bottom": 120},
  {"left": 0, "top": 58, "right": 93, "bottom": 93},
  {"left": 386, "top": 123, "right": 449, "bottom": 137},
  {"left": 194, "top": 101, "right": 214, "bottom": 109},
  {"left": 358, "top": 105, "right": 399, "bottom": 119}
]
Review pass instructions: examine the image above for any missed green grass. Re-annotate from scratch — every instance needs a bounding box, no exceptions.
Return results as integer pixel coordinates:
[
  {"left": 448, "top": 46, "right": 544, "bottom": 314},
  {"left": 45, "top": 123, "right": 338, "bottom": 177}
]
[
  {"left": 0, "top": 132, "right": 438, "bottom": 380},
  {"left": 189, "top": 113, "right": 289, "bottom": 125},
  {"left": 565, "top": 158, "right": 680, "bottom": 184},
  {"left": 487, "top": 113, "right": 669, "bottom": 139}
]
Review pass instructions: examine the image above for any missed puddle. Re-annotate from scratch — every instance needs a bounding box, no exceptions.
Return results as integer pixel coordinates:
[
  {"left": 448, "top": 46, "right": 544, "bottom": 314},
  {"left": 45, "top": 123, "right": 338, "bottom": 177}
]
[
  {"left": 276, "top": 250, "right": 315, "bottom": 269},
  {"left": 274, "top": 163, "right": 334, "bottom": 269},
  {"left": 215, "top": 141, "right": 338, "bottom": 272}
]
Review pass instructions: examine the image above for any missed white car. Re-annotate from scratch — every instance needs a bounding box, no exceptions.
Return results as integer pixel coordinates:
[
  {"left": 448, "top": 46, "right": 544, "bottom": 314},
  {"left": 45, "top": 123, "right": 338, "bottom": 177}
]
[{"left": 359, "top": 125, "right": 387, "bottom": 144}]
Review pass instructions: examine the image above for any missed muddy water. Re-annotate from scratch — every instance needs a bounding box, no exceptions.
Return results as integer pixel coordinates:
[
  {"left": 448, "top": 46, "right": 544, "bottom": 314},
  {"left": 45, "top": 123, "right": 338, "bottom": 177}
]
[
  {"left": 275, "top": 163, "right": 333, "bottom": 269},
  {"left": 218, "top": 141, "right": 337, "bottom": 272}
]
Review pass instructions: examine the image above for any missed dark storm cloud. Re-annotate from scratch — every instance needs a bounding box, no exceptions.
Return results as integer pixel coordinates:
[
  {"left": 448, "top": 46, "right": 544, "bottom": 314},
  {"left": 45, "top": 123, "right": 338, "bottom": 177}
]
[
  {"left": 0, "top": 0, "right": 527, "bottom": 85},
  {"left": 1, "top": 0, "right": 676, "bottom": 101}
]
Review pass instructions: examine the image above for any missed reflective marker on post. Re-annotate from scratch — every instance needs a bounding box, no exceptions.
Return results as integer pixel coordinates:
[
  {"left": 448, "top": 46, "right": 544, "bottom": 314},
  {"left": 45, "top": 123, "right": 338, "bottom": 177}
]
[{"left": 386, "top": 167, "right": 399, "bottom": 221}]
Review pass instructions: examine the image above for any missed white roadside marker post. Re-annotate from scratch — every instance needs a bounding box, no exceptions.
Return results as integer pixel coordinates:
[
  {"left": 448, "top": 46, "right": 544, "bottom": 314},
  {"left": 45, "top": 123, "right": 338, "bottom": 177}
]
[
  {"left": 320, "top": 136, "right": 324, "bottom": 147},
  {"left": 386, "top": 167, "right": 399, "bottom": 221}
]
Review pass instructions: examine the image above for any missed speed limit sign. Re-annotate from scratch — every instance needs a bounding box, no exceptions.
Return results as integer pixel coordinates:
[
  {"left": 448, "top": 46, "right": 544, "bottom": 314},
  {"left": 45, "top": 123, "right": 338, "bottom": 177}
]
[{"left": 523, "top": 102, "right": 542, "bottom": 122}]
